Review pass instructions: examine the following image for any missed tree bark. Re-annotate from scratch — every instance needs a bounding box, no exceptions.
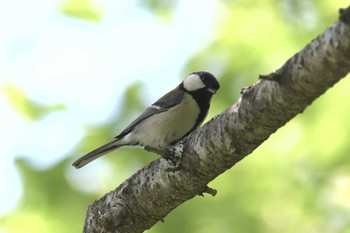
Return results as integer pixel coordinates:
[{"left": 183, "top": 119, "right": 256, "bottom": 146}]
[{"left": 82, "top": 6, "right": 350, "bottom": 233}]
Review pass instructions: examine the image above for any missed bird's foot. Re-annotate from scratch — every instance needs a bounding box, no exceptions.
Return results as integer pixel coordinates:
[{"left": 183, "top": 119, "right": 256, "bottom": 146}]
[{"left": 144, "top": 144, "right": 184, "bottom": 170}]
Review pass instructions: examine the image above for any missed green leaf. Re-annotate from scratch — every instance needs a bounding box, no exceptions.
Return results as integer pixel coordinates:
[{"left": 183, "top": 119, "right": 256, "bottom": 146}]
[
  {"left": 137, "top": 0, "right": 177, "bottom": 22},
  {"left": 4, "top": 84, "right": 65, "bottom": 121},
  {"left": 60, "top": 0, "right": 103, "bottom": 22}
]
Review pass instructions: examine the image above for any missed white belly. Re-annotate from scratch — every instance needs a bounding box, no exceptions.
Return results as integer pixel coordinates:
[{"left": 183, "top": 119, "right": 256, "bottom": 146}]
[{"left": 122, "top": 93, "right": 200, "bottom": 148}]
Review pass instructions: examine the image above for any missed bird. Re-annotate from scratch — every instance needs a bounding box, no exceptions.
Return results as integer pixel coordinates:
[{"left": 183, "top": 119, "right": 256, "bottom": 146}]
[{"left": 72, "top": 71, "right": 220, "bottom": 168}]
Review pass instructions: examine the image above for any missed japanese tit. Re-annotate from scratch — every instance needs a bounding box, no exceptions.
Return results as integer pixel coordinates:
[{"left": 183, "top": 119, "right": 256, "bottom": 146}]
[{"left": 72, "top": 71, "right": 220, "bottom": 168}]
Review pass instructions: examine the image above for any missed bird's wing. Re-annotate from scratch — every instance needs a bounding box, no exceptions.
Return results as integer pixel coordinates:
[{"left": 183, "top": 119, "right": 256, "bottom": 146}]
[{"left": 115, "top": 88, "right": 184, "bottom": 139}]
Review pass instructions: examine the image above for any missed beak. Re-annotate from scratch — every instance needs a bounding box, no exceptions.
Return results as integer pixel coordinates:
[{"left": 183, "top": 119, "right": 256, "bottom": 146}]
[{"left": 207, "top": 87, "right": 217, "bottom": 94}]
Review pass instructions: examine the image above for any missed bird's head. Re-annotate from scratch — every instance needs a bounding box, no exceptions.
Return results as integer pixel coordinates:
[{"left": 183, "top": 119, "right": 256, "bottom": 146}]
[{"left": 182, "top": 71, "right": 220, "bottom": 94}]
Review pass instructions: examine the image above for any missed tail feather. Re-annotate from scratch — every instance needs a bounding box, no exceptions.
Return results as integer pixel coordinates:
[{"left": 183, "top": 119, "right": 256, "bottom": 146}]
[{"left": 72, "top": 141, "right": 123, "bottom": 169}]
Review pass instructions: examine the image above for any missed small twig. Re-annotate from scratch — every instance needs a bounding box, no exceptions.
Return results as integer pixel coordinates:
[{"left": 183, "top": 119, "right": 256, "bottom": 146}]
[{"left": 199, "top": 186, "right": 217, "bottom": 197}]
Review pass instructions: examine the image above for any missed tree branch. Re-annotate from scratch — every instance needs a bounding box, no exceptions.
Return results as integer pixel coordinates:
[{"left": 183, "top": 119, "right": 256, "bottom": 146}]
[{"left": 82, "top": 7, "right": 350, "bottom": 233}]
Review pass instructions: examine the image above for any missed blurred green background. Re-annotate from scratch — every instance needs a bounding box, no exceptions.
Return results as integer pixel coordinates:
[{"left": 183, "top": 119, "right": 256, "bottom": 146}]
[{"left": 1, "top": 0, "right": 350, "bottom": 232}]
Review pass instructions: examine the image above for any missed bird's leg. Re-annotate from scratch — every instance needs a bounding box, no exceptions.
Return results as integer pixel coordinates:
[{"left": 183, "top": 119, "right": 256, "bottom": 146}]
[
  {"left": 144, "top": 144, "right": 184, "bottom": 170},
  {"left": 144, "top": 146, "right": 171, "bottom": 158}
]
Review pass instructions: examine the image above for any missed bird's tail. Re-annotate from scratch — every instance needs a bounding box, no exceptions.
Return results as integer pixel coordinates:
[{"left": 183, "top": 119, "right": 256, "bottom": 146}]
[{"left": 72, "top": 140, "right": 123, "bottom": 169}]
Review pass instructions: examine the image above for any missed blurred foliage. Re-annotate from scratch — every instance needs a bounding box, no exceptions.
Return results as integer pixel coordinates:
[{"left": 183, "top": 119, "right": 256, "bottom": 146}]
[
  {"left": 4, "top": 85, "right": 65, "bottom": 121},
  {"left": 1, "top": 158, "right": 94, "bottom": 233},
  {"left": 2, "top": 0, "right": 350, "bottom": 233},
  {"left": 137, "top": 0, "right": 178, "bottom": 22},
  {"left": 60, "top": 0, "right": 103, "bottom": 21}
]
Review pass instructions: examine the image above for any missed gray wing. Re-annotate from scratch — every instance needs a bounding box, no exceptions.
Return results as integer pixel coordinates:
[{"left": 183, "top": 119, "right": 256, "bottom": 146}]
[{"left": 115, "top": 87, "right": 184, "bottom": 139}]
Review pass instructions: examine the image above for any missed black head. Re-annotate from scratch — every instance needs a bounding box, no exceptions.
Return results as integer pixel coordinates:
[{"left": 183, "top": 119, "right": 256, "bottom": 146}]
[
  {"left": 182, "top": 71, "right": 220, "bottom": 94},
  {"left": 181, "top": 71, "right": 219, "bottom": 131}
]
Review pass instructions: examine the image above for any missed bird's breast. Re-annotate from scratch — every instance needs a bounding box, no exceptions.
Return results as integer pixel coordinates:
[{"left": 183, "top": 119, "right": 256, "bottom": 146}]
[{"left": 126, "top": 93, "right": 200, "bottom": 148}]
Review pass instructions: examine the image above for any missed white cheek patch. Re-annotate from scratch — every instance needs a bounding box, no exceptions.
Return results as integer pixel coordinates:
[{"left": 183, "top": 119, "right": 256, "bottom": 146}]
[{"left": 183, "top": 74, "right": 205, "bottom": 91}]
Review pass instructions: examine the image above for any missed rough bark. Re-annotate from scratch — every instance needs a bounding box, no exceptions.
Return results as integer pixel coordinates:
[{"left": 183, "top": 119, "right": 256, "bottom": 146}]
[{"left": 82, "top": 7, "right": 350, "bottom": 233}]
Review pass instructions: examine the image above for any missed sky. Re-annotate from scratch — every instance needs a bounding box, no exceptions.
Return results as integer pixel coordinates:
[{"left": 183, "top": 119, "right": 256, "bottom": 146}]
[{"left": 0, "top": 0, "right": 220, "bottom": 216}]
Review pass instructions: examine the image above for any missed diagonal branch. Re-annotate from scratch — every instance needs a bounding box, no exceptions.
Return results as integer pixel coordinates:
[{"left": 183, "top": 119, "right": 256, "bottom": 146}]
[{"left": 82, "top": 6, "right": 350, "bottom": 233}]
